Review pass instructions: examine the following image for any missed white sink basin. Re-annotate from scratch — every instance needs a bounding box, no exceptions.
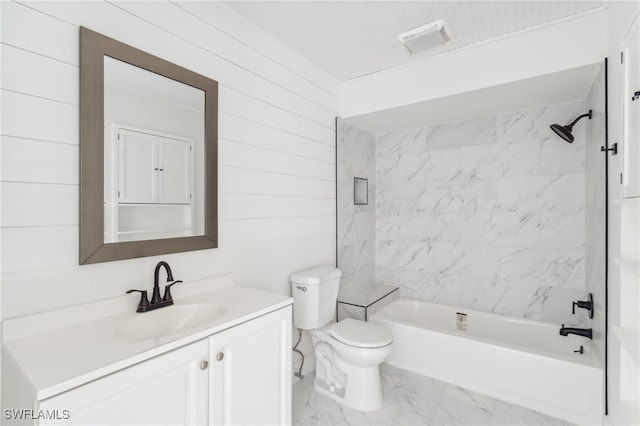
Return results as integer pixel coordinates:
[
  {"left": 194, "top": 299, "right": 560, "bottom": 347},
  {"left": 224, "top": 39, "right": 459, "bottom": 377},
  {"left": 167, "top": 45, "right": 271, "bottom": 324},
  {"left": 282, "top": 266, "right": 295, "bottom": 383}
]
[{"left": 117, "top": 303, "right": 226, "bottom": 340}]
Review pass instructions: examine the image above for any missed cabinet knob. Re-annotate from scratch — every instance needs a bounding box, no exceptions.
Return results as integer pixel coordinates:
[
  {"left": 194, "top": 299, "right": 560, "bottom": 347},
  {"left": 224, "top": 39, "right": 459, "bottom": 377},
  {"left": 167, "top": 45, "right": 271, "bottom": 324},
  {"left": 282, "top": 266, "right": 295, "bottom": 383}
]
[
  {"left": 216, "top": 352, "right": 224, "bottom": 361},
  {"left": 200, "top": 360, "right": 209, "bottom": 370}
]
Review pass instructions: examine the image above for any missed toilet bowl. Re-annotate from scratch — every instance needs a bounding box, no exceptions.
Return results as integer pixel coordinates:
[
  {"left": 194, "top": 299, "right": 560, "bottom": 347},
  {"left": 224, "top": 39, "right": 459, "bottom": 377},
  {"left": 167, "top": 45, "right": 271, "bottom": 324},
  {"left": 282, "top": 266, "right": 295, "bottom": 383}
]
[
  {"left": 311, "top": 319, "right": 393, "bottom": 411},
  {"left": 289, "top": 266, "right": 393, "bottom": 412}
]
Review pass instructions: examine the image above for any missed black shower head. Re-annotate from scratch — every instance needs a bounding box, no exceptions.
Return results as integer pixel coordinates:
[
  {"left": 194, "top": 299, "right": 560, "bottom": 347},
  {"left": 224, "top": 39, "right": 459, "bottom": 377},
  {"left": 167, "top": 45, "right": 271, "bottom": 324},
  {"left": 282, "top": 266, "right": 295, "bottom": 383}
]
[
  {"left": 549, "top": 110, "right": 592, "bottom": 143},
  {"left": 550, "top": 123, "right": 575, "bottom": 143}
]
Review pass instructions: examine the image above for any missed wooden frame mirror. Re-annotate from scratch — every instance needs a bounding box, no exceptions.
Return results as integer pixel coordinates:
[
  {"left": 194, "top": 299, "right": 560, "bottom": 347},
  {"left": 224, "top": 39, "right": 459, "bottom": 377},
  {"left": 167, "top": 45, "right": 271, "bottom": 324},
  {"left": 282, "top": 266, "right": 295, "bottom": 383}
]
[{"left": 80, "top": 27, "right": 218, "bottom": 264}]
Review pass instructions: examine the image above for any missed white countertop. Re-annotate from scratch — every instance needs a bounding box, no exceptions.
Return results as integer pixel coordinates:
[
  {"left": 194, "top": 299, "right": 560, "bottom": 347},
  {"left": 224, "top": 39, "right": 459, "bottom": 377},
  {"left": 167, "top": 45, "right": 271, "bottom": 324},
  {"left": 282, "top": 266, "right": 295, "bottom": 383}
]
[{"left": 2, "top": 275, "right": 292, "bottom": 401}]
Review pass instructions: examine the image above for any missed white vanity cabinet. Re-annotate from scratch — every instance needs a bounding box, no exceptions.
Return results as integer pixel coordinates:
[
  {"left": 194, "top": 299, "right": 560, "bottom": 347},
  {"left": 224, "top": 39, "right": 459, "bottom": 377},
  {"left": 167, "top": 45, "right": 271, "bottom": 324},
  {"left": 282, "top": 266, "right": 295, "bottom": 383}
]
[
  {"left": 209, "top": 306, "right": 292, "bottom": 426},
  {"left": 37, "top": 340, "right": 209, "bottom": 426},
  {"left": 25, "top": 305, "right": 292, "bottom": 426}
]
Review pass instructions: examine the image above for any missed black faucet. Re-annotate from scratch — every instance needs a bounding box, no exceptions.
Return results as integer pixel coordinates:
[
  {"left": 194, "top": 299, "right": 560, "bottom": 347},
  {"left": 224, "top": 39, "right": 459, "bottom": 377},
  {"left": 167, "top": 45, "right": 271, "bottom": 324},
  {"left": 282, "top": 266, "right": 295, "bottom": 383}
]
[
  {"left": 559, "top": 325, "right": 593, "bottom": 340},
  {"left": 126, "top": 261, "right": 183, "bottom": 313}
]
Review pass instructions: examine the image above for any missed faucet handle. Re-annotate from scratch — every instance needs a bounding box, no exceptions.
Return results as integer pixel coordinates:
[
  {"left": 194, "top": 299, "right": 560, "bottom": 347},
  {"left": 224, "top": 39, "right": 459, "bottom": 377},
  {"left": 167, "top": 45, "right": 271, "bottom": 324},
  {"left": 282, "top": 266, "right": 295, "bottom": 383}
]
[
  {"left": 126, "top": 289, "right": 150, "bottom": 312},
  {"left": 571, "top": 293, "right": 594, "bottom": 319},
  {"left": 162, "top": 280, "right": 183, "bottom": 303}
]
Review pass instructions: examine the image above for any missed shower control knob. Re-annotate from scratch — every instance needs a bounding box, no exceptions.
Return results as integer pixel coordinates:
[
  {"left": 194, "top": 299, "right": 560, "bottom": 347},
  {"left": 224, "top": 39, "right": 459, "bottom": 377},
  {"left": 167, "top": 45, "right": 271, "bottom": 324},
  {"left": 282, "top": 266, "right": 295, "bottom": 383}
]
[
  {"left": 200, "top": 360, "right": 208, "bottom": 370},
  {"left": 571, "top": 293, "right": 594, "bottom": 319},
  {"left": 216, "top": 352, "right": 224, "bottom": 361}
]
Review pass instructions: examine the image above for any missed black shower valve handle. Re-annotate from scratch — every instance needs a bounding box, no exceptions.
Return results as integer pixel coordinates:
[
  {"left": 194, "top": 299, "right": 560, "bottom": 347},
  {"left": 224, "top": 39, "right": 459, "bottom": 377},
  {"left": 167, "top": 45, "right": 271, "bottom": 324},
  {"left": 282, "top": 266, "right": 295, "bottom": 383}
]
[
  {"left": 571, "top": 293, "right": 594, "bottom": 319},
  {"left": 573, "top": 299, "right": 593, "bottom": 312}
]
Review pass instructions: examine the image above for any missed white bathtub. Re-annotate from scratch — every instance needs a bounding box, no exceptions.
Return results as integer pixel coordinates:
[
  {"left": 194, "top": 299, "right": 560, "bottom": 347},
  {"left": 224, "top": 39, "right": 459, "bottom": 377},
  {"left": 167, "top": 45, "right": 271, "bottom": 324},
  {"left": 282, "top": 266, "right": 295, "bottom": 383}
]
[{"left": 370, "top": 299, "right": 603, "bottom": 425}]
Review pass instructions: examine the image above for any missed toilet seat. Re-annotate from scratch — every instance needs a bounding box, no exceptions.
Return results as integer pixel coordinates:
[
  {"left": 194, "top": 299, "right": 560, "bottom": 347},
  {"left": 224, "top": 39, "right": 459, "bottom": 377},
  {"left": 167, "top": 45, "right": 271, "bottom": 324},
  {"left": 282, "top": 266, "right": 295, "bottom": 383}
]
[{"left": 329, "top": 318, "right": 393, "bottom": 348}]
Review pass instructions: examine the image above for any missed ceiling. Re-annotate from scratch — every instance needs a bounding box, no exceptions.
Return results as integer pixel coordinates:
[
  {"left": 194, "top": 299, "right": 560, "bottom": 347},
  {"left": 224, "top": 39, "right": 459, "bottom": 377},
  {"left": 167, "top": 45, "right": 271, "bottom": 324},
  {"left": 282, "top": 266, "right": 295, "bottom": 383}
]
[
  {"left": 347, "top": 63, "right": 602, "bottom": 133},
  {"left": 223, "top": 1, "right": 606, "bottom": 82}
]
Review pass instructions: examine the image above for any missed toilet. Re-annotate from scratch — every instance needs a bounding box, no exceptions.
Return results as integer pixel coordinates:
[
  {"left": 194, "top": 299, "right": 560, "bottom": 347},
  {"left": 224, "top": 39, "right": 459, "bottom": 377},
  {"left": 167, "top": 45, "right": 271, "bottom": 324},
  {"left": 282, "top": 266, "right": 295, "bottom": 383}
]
[{"left": 290, "top": 267, "right": 393, "bottom": 411}]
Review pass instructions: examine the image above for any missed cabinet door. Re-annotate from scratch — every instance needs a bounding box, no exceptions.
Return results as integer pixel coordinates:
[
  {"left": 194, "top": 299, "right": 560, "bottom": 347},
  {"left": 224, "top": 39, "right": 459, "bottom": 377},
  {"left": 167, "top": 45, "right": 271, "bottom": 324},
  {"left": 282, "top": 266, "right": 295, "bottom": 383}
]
[
  {"left": 209, "top": 306, "right": 292, "bottom": 426},
  {"left": 117, "top": 129, "right": 158, "bottom": 204},
  {"left": 37, "top": 340, "right": 209, "bottom": 426},
  {"left": 622, "top": 17, "right": 640, "bottom": 198},
  {"left": 159, "top": 137, "right": 191, "bottom": 204}
]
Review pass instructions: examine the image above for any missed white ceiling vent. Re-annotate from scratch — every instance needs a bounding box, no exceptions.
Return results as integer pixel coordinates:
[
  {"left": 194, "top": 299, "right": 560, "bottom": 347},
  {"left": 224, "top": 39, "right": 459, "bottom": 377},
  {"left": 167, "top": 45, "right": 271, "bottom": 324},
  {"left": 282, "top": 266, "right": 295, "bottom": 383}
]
[{"left": 398, "top": 20, "right": 451, "bottom": 55}]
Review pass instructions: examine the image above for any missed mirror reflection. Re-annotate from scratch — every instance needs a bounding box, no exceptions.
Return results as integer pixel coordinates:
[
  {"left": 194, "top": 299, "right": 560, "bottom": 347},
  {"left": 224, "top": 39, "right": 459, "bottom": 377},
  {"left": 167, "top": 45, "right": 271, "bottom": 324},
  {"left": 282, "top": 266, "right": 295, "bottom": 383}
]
[{"left": 103, "top": 57, "right": 205, "bottom": 243}]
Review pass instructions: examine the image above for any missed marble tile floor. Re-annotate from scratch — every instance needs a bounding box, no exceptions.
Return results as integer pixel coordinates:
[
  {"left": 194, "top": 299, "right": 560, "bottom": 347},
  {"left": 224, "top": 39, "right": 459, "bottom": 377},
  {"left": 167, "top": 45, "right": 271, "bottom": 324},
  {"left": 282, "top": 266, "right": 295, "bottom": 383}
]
[{"left": 293, "top": 365, "right": 572, "bottom": 426}]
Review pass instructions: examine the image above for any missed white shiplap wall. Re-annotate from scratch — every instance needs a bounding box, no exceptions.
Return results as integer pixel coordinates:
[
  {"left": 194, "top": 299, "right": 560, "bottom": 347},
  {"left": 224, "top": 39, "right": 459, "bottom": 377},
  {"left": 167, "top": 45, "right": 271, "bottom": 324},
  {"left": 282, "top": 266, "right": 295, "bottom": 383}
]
[{"left": 0, "top": 0, "right": 339, "bottom": 319}]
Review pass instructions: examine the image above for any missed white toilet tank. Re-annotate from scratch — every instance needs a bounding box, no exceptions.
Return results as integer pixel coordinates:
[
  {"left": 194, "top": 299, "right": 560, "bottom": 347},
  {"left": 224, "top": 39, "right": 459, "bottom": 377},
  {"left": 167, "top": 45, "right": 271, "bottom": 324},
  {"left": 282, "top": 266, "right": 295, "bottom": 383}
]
[{"left": 290, "top": 267, "right": 342, "bottom": 330}]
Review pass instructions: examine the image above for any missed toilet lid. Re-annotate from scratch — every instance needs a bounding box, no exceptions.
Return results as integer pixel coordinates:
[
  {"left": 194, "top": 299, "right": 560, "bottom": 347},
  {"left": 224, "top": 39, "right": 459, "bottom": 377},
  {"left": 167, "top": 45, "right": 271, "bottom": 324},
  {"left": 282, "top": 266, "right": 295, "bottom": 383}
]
[{"left": 329, "top": 318, "right": 393, "bottom": 348}]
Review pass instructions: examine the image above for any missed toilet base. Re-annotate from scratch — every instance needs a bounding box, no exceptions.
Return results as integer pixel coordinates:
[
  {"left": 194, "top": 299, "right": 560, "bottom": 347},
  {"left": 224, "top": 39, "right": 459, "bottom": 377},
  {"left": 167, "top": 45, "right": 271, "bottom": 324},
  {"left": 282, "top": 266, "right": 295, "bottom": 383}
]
[
  {"left": 313, "top": 365, "right": 383, "bottom": 412},
  {"left": 310, "top": 326, "right": 391, "bottom": 412}
]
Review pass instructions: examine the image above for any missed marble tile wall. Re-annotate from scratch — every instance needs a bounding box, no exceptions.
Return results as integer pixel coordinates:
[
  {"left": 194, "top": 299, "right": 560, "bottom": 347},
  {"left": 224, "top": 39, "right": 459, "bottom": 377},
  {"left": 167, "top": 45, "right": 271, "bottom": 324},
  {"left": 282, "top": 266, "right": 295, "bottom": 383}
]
[
  {"left": 375, "top": 101, "right": 589, "bottom": 324},
  {"left": 337, "top": 119, "right": 376, "bottom": 297},
  {"left": 584, "top": 63, "right": 606, "bottom": 364}
]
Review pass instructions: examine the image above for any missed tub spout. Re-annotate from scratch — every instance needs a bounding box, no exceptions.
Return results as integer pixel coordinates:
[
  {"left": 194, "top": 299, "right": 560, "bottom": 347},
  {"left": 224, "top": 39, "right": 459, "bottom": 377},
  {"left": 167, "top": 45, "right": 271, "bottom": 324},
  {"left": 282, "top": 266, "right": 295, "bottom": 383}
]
[{"left": 559, "top": 325, "right": 592, "bottom": 340}]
